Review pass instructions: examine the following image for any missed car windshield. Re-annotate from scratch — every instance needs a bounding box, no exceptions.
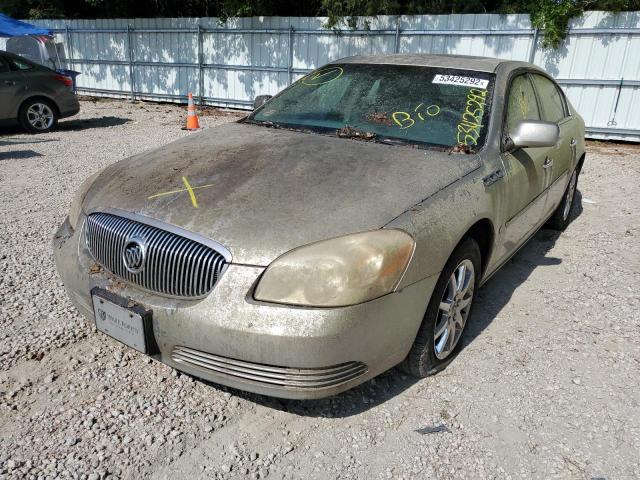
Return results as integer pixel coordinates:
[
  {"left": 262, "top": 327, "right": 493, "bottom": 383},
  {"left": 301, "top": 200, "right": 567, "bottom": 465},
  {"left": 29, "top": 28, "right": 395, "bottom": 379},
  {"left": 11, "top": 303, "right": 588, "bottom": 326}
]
[{"left": 248, "top": 64, "right": 495, "bottom": 149}]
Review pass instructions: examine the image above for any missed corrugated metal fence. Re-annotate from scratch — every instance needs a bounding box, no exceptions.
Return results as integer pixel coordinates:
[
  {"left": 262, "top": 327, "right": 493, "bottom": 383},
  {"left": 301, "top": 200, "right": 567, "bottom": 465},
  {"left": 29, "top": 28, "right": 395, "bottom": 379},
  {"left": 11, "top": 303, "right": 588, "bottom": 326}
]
[{"left": 29, "top": 11, "right": 640, "bottom": 141}]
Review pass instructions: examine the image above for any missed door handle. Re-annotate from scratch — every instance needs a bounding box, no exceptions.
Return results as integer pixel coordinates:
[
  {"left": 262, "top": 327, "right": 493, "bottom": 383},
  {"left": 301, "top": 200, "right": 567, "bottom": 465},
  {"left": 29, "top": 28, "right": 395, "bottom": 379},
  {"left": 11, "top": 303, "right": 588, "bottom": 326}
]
[
  {"left": 3, "top": 80, "right": 16, "bottom": 86},
  {"left": 543, "top": 157, "right": 554, "bottom": 169}
]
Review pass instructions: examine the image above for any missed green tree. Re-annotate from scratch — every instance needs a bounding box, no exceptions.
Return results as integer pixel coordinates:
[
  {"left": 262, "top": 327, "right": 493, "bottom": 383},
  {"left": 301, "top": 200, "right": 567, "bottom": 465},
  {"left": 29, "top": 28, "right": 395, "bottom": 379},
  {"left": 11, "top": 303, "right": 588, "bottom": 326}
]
[
  {"left": 1, "top": 0, "right": 639, "bottom": 49},
  {"left": 526, "top": 0, "right": 639, "bottom": 48},
  {"left": 321, "top": 0, "right": 640, "bottom": 48}
]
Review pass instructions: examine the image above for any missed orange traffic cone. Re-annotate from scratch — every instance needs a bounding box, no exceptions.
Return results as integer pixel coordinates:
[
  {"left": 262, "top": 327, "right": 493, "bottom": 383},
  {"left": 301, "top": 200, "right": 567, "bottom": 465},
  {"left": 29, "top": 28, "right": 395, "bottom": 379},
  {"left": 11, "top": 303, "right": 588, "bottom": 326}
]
[{"left": 184, "top": 92, "right": 200, "bottom": 130}]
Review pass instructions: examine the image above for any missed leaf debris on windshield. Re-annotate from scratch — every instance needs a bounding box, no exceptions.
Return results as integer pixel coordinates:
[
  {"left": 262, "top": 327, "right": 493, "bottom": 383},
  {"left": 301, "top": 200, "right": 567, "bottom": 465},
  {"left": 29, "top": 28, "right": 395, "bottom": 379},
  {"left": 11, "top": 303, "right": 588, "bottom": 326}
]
[
  {"left": 337, "top": 126, "right": 376, "bottom": 141},
  {"left": 365, "top": 112, "right": 393, "bottom": 126},
  {"left": 448, "top": 143, "right": 476, "bottom": 155}
]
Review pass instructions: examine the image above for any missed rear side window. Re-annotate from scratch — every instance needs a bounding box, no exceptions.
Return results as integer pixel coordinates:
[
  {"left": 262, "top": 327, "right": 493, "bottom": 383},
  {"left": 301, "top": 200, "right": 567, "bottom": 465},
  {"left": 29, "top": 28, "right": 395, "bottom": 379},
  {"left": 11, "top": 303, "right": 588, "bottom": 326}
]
[
  {"left": 6, "top": 56, "right": 34, "bottom": 71},
  {"left": 505, "top": 74, "right": 540, "bottom": 133},
  {"left": 531, "top": 74, "right": 567, "bottom": 122}
]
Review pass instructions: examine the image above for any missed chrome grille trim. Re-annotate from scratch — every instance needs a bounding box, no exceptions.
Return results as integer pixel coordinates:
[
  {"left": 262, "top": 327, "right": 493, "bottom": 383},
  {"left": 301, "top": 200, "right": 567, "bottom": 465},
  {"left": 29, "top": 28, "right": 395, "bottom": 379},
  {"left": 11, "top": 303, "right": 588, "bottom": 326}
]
[
  {"left": 172, "top": 346, "right": 368, "bottom": 390},
  {"left": 85, "top": 211, "right": 229, "bottom": 298}
]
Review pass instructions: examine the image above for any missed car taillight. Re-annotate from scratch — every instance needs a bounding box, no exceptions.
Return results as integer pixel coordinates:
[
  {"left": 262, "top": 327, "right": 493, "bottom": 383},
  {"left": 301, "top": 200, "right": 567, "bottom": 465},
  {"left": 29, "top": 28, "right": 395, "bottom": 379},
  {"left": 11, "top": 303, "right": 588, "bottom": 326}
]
[{"left": 53, "top": 74, "right": 73, "bottom": 89}]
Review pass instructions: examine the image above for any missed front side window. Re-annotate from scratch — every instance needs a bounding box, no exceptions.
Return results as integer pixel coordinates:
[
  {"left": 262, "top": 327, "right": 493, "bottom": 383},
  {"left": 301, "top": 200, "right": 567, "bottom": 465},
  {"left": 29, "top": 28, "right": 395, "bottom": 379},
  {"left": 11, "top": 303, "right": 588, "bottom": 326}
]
[
  {"left": 505, "top": 74, "right": 540, "bottom": 134},
  {"left": 249, "top": 64, "right": 495, "bottom": 149},
  {"left": 531, "top": 74, "right": 567, "bottom": 122}
]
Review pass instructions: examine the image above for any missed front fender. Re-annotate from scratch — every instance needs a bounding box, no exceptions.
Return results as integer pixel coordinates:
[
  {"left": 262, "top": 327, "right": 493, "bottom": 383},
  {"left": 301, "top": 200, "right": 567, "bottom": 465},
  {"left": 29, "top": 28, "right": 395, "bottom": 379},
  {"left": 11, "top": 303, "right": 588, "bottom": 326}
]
[{"left": 387, "top": 171, "right": 497, "bottom": 290}]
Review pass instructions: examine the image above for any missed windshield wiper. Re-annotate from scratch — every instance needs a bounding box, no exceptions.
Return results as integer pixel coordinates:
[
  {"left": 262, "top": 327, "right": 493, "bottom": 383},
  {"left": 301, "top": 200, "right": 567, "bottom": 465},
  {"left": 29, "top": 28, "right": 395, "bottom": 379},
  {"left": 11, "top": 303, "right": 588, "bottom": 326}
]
[
  {"left": 376, "top": 136, "right": 448, "bottom": 151},
  {"left": 377, "top": 137, "right": 411, "bottom": 146},
  {"left": 244, "top": 118, "right": 280, "bottom": 128}
]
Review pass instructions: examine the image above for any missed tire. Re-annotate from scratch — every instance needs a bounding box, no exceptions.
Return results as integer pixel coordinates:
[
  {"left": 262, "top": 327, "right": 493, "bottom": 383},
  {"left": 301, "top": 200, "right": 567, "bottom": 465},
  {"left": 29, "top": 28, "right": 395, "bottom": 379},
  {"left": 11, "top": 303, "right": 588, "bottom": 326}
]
[
  {"left": 19, "top": 98, "right": 58, "bottom": 133},
  {"left": 546, "top": 169, "right": 578, "bottom": 231},
  {"left": 400, "top": 237, "right": 481, "bottom": 377}
]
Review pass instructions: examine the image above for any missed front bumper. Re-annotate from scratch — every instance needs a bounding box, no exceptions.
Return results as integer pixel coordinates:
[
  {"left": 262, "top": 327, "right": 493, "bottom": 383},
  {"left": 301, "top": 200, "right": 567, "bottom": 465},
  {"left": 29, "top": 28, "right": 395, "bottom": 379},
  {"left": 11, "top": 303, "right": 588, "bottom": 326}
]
[{"left": 53, "top": 216, "right": 437, "bottom": 399}]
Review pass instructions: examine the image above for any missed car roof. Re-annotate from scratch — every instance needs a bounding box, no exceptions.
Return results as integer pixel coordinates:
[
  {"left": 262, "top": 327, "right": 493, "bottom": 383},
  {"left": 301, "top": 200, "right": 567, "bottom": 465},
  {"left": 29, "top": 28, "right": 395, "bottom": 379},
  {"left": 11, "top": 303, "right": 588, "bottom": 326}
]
[{"left": 331, "top": 54, "right": 532, "bottom": 73}]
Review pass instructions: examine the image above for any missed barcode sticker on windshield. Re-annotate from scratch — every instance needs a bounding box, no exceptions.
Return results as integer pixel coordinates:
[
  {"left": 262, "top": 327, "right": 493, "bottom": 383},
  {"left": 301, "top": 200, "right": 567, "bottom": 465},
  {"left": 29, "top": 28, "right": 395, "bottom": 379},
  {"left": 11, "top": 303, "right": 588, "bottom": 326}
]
[{"left": 432, "top": 74, "right": 489, "bottom": 89}]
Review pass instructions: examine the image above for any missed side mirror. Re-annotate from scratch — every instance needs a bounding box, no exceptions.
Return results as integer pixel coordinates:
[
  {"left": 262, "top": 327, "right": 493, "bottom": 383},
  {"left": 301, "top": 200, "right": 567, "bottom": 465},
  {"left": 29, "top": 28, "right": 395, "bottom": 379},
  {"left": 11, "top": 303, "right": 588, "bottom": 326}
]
[
  {"left": 506, "top": 120, "right": 560, "bottom": 150},
  {"left": 253, "top": 95, "right": 272, "bottom": 110}
]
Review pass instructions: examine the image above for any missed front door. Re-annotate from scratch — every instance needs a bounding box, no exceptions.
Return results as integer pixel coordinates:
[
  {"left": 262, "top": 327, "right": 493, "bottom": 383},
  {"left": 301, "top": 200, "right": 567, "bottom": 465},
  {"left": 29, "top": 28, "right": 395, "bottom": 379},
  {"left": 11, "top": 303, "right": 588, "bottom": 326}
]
[{"left": 498, "top": 73, "right": 554, "bottom": 260}]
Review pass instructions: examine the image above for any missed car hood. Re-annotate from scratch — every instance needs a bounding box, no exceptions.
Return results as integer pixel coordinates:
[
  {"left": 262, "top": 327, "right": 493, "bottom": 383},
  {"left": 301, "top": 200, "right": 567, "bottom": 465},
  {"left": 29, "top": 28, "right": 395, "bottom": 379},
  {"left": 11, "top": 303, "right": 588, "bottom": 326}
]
[{"left": 83, "top": 122, "right": 480, "bottom": 266}]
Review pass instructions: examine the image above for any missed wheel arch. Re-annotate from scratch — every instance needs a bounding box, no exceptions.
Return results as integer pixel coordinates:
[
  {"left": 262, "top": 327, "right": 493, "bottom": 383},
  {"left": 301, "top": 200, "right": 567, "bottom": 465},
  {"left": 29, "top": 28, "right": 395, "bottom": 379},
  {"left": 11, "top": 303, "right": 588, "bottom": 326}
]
[
  {"left": 18, "top": 95, "right": 60, "bottom": 120},
  {"left": 459, "top": 218, "right": 495, "bottom": 279},
  {"left": 576, "top": 152, "right": 586, "bottom": 174}
]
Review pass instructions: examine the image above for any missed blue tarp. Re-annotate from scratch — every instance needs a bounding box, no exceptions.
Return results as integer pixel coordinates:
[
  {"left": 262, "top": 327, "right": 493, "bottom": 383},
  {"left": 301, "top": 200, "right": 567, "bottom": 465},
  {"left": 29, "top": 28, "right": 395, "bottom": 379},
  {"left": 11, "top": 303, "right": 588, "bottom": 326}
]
[{"left": 0, "top": 14, "right": 52, "bottom": 37}]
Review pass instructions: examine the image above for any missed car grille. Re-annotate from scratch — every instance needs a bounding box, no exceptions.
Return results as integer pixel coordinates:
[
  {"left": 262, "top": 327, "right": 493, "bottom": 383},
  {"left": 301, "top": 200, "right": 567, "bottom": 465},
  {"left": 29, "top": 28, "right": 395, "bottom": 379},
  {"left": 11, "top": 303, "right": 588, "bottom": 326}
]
[
  {"left": 85, "top": 212, "right": 227, "bottom": 298},
  {"left": 172, "top": 346, "right": 368, "bottom": 390}
]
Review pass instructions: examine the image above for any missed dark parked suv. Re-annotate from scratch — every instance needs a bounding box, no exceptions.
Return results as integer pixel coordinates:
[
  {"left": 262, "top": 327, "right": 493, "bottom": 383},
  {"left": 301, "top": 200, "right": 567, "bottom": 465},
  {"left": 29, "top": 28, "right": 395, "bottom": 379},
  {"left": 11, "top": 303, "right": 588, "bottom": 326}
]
[{"left": 0, "top": 50, "right": 79, "bottom": 133}]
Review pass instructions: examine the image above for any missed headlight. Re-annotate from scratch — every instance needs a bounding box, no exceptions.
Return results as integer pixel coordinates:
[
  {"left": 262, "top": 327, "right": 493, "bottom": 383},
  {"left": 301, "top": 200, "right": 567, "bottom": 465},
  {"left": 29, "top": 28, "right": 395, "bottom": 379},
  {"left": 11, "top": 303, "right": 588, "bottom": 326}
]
[
  {"left": 254, "top": 229, "right": 415, "bottom": 307},
  {"left": 69, "top": 170, "right": 102, "bottom": 229}
]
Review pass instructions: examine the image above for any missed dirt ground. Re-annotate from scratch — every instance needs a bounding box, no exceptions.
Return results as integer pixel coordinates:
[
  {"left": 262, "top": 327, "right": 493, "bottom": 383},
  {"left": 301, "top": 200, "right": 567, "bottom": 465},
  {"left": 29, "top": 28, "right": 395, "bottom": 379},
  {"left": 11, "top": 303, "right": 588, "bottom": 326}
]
[{"left": 0, "top": 99, "right": 639, "bottom": 479}]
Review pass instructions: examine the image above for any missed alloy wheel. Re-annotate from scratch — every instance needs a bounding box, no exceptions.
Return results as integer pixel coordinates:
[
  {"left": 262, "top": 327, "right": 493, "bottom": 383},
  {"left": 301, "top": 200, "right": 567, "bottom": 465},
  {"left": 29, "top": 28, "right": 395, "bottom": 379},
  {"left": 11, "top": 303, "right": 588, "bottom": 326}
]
[
  {"left": 433, "top": 259, "right": 475, "bottom": 360},
  {"left": 26, "top": 103, "right": 54, "bottom": 131}
]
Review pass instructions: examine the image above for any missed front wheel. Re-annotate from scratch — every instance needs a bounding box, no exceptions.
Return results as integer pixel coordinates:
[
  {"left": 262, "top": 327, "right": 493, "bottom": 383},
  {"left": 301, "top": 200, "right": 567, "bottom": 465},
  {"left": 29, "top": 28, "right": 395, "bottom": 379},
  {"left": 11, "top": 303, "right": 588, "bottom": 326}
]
[
  {"left": 400, "top": 237, "right": 481, "bottom": 377},
  {"left": 19, "top": 99, "right": 58, "bottom": 133}
]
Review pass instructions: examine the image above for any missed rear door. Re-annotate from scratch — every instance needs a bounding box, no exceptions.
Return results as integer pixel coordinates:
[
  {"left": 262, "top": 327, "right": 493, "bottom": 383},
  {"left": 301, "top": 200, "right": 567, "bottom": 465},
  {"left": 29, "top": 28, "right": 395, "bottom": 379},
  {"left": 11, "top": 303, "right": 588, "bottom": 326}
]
[
  {"left": 0, "top": 55, "right": 27, "bottom": 120},
  {"left": 499, "top": 72, "right": 551, "bottom": 255},
  {"left": 530, "top": 73, "right": 575, "bottom": 216}
]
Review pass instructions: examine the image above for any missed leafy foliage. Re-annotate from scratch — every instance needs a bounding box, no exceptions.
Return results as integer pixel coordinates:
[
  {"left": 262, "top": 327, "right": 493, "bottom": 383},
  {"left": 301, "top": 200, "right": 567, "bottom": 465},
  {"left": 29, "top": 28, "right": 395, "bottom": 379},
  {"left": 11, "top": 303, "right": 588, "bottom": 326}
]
[
  {"left": 523, "top": 0, "right": 639, "bottom": 48},
  {"left": 1, "top": 0, "right": 639, "bottom": 49}
]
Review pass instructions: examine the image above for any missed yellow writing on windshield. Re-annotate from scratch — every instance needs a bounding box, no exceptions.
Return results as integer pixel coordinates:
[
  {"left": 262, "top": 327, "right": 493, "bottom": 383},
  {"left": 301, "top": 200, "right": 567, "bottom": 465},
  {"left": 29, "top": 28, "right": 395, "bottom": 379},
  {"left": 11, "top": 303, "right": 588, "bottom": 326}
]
[
  {"left": 456, "top": 89, "right": 487, "bottom": 146},
  {"left": 415, "top": 103, "right": 440, "bottom": 120},
  {"left": 392, "top": 111, "right": 415, "bottom": 129},
  {"left": 302, "top": 67, "right": 344, "bottom": 86},
  {"left": 392, "top": 103, "right": 441, "bottom": 129}
]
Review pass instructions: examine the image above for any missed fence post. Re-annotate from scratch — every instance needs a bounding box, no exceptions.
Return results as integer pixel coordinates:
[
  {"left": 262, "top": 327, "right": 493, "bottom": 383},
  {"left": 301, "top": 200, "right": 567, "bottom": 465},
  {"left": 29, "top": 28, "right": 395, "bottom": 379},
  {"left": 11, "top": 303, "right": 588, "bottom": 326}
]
[
  {"left": 528, "top": 28, "right": 539, "bottom": 64},
  {"left": 197, "top": 23, "right": 204, "bottom": 105},
  {"left": 126, "top": 25, "right": 135, "bottom": 102},
  {"left": 394, "top": 17, "right": 401, "bottom": 54},
  {"left": 288, "top": 25, "right": 294, "bottom": 85},
  {"left": 65, "top": 25, "right": 73, "bottom": 70}
]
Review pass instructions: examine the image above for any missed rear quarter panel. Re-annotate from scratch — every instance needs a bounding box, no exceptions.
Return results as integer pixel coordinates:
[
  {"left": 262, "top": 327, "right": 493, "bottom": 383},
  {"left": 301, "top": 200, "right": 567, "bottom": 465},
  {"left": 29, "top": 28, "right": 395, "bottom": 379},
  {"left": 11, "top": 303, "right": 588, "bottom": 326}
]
[{"left": 17, "top": 69, "right": 78, "bottom": 118}]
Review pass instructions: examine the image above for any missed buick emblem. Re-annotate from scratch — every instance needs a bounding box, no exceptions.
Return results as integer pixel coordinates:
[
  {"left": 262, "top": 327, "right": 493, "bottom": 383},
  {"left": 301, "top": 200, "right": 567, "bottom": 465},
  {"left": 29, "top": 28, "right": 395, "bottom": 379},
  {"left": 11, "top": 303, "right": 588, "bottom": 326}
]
[{"left": 122, "top": 235, "right": 146, "bottom": 274}]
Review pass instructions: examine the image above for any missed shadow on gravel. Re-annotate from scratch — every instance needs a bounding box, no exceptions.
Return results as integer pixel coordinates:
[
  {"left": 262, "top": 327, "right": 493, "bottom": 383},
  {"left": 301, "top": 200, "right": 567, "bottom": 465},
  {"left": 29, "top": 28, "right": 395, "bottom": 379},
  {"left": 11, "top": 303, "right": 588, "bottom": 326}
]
[
  {"left": 57, "top": 116, "right": 132, "bottom": 131},
  {"left": 462, "top": 189, "right": 584, "bottom": 350},
  {"left": 0, "top": 137, "right": 57, "bottom": 144},
  {"left": 0, "top": 149, "right": 44, "bottom": 160},
  {"left": 0, "top": 116, "right": 131, "bottom": 136},
  {"left": 189, "top": 191, "right": 584, "bottom": 417}
]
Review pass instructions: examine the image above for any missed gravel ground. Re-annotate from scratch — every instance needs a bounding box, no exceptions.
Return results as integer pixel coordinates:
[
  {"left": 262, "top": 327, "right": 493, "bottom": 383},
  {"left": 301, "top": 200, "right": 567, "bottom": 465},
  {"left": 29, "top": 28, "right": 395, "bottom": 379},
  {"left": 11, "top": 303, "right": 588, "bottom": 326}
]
[{"left": 0, "top": 99, "right": 639, "bottom": 480}]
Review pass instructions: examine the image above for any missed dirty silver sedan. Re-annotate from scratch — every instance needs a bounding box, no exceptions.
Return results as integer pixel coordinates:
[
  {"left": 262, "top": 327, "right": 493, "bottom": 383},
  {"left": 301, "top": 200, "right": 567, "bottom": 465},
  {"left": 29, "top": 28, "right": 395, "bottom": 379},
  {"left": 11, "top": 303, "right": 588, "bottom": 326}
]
[{"left": 53, "top": 54, "right": 585, "bottom": 399}]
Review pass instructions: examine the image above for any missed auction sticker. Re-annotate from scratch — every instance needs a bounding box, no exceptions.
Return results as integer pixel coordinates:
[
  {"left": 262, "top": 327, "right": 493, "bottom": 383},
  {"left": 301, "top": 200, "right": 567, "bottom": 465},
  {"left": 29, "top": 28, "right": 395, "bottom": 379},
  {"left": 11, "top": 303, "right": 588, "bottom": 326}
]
[{"left": 433, "top": 74, "right": 489, "bottom": 89}]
